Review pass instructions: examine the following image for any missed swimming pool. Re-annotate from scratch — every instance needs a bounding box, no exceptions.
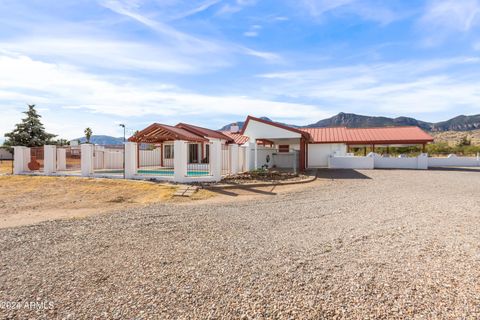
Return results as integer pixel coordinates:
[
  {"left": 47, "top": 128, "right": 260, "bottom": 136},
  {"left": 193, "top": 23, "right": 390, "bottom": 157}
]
[
  {"left": 93, "top": 169, "right": 211, "bottom": 176},
  {"left": 138, "top": 169, "right": 210, "bottom": 176}
]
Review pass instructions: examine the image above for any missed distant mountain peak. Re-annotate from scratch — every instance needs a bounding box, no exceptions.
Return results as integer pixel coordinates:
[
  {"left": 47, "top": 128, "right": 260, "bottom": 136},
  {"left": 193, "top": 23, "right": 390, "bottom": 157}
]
[
  {"left": 72, "top": 135, "right": 124, "bottom": 145},
  {"left": 221, "top": 112, "right": 480, "bottom": 132}
]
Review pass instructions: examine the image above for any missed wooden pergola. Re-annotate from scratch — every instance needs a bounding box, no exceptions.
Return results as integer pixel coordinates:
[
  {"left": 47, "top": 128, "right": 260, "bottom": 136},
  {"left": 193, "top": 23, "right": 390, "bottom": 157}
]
[
  {"left": 129, "top": 123, "right": 208, "bottom": 144},
  {"left": 128, "top": 123, "right": 209, "bottom": 168}
]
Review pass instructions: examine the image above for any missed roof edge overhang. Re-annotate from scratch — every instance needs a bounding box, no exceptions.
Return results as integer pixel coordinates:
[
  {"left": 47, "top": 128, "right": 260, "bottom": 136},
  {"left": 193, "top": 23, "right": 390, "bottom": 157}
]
[
  {"left": 241, "top": 115, "right": 312, "bottom": 142},
  {"left": 306, "top": 139, "right": 434, "bottom": 145},
  {"left": 176, "top": 123, "right": 234, "bottom": 143}
]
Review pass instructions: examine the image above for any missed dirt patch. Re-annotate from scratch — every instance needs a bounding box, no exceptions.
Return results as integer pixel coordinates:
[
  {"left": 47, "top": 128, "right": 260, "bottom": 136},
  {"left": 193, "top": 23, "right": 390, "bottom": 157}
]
[
  {"left": 0, "top": 175, "right": 213, "bottom": 228},
  {"left": 0, "top": 160, "right": 12, "bottom": 175}
]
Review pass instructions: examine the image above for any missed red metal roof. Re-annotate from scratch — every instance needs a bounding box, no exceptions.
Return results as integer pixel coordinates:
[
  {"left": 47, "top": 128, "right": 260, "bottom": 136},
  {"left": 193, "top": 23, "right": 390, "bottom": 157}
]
[
  {"left": 129, "top": 123, "right": 208, "bottom": 143},
  {"left": 301, "top": 126, "right": 434, "bottom": 144},
  {"left": 220, "top": 131, "right": 250, "bottom": 145},
  {"left": 176, "top": 123, "right": 233, "bottom": 141}
]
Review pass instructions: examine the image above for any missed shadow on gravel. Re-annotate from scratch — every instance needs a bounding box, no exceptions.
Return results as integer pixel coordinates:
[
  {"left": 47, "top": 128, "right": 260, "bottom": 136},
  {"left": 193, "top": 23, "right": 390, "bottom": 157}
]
[
  {"left": 206, "top": 185, "right": 278, "bottom": 197},
  {"left": 316, "top": 169, "right": 372, "bottom": 180},
  {"left": 429, "top": 167, "right": 480, "bottom": 173}
]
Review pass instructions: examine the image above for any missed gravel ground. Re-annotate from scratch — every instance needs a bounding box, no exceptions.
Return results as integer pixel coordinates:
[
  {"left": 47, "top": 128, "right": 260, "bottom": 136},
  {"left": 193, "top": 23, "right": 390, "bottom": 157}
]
[{"left": 1, "top": 168, "right": 480, "bottom": 319}]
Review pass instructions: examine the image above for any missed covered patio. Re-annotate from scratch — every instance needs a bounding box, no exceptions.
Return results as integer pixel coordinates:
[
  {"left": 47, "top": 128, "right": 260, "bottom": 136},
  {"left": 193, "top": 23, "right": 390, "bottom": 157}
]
[
  {"left": 129, "top": 123, "right": 211, "bottom": 176},
  {"left": 240, "top": 116, "right": 312, "bottom": 172}
]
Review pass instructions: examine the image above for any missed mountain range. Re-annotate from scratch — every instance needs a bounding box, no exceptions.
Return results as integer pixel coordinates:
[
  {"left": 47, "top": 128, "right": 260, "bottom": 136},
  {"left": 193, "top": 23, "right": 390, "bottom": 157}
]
[
  {"left": 63, "top": 113, "right": 480, "bottom": 146},
  {"left": 72, "top": 135, "right": 124, "bottom": 145},
  {"left": 220, "top": 113, "right": 480, "bottom": 132}
]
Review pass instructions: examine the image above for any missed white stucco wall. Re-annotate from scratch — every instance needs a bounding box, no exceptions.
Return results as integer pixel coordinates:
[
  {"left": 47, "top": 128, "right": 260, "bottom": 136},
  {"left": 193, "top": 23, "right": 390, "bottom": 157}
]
[
  {"left": 308, "top": 143, "right": 347, "bottom": 167},
  {"left": 242, "top": 119, "right": 301, "bottom": 140},
  {"left": 328, "top": 156, "right": 374, "bottom": 169},
  {"left": 428, "top": 155, "right": 480, "bottom": 167},
  {"left": 272, "top": 152, "right": 298, "bottom": 169},
  {"left": 256, "top": 147, "right": 275, "bottom": 168},
  {"left": 373, "top": 154, "right": 428, "bottom": 170}
]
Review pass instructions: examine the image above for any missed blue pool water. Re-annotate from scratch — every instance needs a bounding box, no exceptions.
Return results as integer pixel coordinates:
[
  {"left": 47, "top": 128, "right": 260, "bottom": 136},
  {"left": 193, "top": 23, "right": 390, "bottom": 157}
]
[
  {"left": 138, "top": 169, "right": 210, "bottom": 176},
  {"left": 94, "top": 169, "right": 210, "bottom": 176}
]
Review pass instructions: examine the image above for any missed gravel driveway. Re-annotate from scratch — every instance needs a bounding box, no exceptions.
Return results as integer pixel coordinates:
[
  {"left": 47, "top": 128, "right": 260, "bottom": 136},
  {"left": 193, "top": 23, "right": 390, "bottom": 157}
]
[{"left": 1, "top": 168, "right": 480, "bottom": 319}]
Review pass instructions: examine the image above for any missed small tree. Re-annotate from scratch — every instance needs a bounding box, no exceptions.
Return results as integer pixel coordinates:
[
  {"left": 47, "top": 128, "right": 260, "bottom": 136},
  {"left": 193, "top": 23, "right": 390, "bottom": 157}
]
[
  {"left": 3, "top": 104, "right": 56, "bottom": 149},
  {"left": 458, "top": 135, "right": 471, "bottom": 147},
  {"left": 84, "top": 127, "right": 93, "bottom": 144},
  {"left": 53, "top": 139, "right": 70, "bottom": 146}
]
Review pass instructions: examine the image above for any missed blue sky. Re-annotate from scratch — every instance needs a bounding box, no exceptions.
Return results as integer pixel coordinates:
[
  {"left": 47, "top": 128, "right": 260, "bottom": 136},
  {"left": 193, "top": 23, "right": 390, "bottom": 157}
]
[{"left": 1, "top": 0, "right": 480, "bottom": 139}]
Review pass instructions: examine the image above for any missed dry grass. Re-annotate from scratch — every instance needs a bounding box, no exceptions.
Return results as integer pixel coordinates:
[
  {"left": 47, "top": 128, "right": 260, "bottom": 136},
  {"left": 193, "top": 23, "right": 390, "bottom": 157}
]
[
  {"left": 0, "top": 175, "right": 212, "bottom": 228},
  {"left": 0, "top": 160, "right": 12, "bottom": 175}
]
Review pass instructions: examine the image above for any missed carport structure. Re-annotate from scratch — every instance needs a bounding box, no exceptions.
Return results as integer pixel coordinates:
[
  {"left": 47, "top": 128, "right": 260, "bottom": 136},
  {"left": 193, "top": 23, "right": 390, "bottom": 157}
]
[{"left": 302, "top": 126, "right": 434, "bottom": 156}]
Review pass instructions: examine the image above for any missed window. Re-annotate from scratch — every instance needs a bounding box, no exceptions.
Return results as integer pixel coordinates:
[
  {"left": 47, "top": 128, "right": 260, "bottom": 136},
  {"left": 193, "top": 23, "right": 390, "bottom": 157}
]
[
  {"left": 278, "top": 145, "right": 289, "bottom": 153},
  {"left": 188, "top": 143, "right": 199, "bottom": 163},
  {"left": 164, "top": 145, "right": 174, "bottom": 159}
]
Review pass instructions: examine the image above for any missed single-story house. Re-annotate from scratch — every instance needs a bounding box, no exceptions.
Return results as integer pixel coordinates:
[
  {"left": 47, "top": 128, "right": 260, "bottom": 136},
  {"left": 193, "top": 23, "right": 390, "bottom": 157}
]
[{"left": 130, "top": 115, "right": 434, "bottom": 171}]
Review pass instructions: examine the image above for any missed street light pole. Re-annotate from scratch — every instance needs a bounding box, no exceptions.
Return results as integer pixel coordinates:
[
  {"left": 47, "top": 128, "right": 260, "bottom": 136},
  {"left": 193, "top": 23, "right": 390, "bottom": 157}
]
[{"left": 119, "top": 124, "right": 126, "bottom": 179}]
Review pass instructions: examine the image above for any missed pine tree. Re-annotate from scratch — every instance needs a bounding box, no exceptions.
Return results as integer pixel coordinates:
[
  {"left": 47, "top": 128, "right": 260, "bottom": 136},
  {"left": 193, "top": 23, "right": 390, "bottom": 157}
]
[{"left": 3, "top": 105, "right": 56, "bottom": 148}]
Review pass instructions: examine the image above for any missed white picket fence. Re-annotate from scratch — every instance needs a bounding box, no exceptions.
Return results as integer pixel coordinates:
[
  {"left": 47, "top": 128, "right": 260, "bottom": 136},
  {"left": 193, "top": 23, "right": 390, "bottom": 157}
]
[
  {"left": 13, "top": 142, "right": 249, "bottom": 182},
  {"left": 428, "top": 154, "right": 480, "bottom": 167}
]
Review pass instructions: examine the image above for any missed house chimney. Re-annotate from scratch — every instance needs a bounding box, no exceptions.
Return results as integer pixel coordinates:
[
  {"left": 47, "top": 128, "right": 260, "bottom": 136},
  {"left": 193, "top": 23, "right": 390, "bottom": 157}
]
[{"left": 230, "top": 123, "right": 239, "bottom": 133}]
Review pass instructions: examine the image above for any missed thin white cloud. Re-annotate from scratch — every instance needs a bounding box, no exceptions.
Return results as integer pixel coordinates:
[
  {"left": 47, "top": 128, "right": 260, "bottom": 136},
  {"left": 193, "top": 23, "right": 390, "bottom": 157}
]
[
  {"left": 240, "top": 47, "right": 283, "bottom": 63},
  {"left": 170, "top": 0, "right": 222, "bottom": 20},
  {"left": 0, "top": 54, "right": 329, "bottom": 138},
  {"left": 419, "top": 0, "right": 480, "bottom": 45},
  {"left": 100, "top": 0, "right": 281, "bottom": 62},
  {"left": 259, "top": 57, "right": 480, "bottom": 115},
  {"left": 101, "top": 0, "right": 220, "bottom": 50},
  {"left": 301, "top": 0, "right": 356, "bottom": 16},
  {"left": 420, "top": 0, "right": 480, "bottom": 32},
  {"left": 243, "top": 31, "right": 258, "bottom": 37},
  {"left": 0, "top": 38, "right": 228, "bottom": 73},
  {"left": 298, "top": 0, "right": 402, "bottom": 24},
  {"left": 216, "top": 0, "right": 257, "bottom": 16},
  {"left": 243, "top": 24, "right": 262, "bottom": 37}
]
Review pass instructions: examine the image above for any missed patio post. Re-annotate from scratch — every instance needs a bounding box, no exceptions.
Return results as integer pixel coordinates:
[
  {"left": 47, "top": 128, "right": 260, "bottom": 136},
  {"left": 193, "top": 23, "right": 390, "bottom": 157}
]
[
  {"left": 230, "top": 144, "right": 239, "bottom": 174},
  {"left": 417, "top": 153, "right": 428, "bottom": 170},
  {"left": 210, "top": 140, "right": 222, "bottom": 181},
  {"left": 81, "top": 143, "right": 94, "bottom": 177},
  {"left": 43, "top": 145, "right": 56, "bottom": 175},
  {"left": 13, "top": 146, "right": 30, "bottom": 174},
  {"left": 56, "top": 148, "right": 66, "bottom": 171},
  {"left": 254, "top": 142, "right": 258, "bottom": 170},
  {"left": 244, "top": 143, "right": 252, "bottom": 171},
  {"left": 293, "top": 151, "right": 297, "bottom": 174},
  {"left": 125, "top": 142, "right": 138, "bottom": 179},
  {"left": 174, "top": 140, "right": 187, "bottom": 182}
]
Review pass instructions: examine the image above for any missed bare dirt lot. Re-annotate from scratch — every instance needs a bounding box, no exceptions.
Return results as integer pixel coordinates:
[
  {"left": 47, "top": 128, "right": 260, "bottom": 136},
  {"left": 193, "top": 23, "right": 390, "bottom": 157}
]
[
  {"left": 0, "top": 176, "right": 211, "bottom": 228},
  {"left": 1, "top": 168, "right": 480, "bottom": 319}
]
